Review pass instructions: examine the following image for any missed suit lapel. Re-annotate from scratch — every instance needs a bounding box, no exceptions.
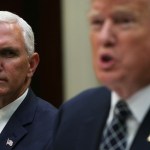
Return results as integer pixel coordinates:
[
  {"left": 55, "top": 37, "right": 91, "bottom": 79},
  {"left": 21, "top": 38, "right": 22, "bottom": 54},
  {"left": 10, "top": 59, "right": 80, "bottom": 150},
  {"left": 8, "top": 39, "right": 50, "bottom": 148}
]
[
  {"left": 0, "top": 89, "right": 38, "bottom": 149},
  {"left": 76, "top": 89, "right": 111, "bottom": 150},
  {"left": 0, "top": 117, "right": 27, "bottom": 149},
  {"left": 131, "top": 109, "right": 150, "bottom": 150}
]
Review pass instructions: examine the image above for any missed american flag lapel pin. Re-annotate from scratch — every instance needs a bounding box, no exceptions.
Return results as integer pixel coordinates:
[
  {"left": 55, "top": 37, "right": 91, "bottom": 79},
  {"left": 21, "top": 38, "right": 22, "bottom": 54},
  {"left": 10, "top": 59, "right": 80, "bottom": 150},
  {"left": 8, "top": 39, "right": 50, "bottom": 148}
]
[
  {"left": 147, "top": 134, "right": 150, "bottom": 142},
  {"left": 6, "top": 138, "right": 13, "bottom": 147}
]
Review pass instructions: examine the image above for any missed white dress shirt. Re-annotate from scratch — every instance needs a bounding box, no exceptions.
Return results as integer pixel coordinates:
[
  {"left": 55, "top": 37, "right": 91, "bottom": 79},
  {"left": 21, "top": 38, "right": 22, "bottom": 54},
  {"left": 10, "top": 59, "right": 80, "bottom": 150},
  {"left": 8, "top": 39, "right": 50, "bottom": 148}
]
[
  {"left": 0, "top": 89, "right": 28, "bottom": 133},
  {"left": 106, "top": 85, "right": 150, "bottom": 150}
]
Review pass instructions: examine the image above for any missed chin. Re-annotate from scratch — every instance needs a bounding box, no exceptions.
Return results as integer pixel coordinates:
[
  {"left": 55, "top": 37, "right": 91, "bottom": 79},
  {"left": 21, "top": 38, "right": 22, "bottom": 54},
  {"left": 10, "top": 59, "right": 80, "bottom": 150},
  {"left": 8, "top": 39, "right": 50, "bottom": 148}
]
[{"left": 97, "top": 73, "right": 122, "bottom": 89}]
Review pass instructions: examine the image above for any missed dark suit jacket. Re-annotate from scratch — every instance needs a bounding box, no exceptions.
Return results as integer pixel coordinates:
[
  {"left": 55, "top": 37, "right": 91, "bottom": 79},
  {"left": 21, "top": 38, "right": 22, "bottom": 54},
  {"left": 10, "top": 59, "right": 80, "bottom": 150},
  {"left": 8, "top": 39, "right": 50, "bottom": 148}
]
[
  {"left": 53, "top": 87, "right": 150, "bottom": 150},
  {"left": 0, "top": 88, "right": 57, "bottom": 150}
]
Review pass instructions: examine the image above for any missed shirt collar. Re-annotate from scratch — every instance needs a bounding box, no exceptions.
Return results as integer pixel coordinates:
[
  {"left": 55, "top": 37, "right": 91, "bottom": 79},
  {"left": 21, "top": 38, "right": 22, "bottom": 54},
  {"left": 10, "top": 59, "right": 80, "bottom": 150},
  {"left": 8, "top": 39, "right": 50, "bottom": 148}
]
[
  {"left": 112, "top": 85, "right": 150, "bottom": 123},
  {"left": 0, "top": 88, "right": 28, "bottom": 121}
]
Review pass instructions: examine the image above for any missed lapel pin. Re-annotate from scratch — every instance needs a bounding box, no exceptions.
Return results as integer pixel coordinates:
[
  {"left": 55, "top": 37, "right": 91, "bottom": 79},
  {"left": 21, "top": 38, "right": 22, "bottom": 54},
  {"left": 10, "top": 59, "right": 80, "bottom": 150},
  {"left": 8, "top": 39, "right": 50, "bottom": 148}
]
[
  {"left": 147, "top": 135, "right": 150, "bottom": 142},
  {"left": 6, "top": 138, "right": 13, "bottom": 147}
]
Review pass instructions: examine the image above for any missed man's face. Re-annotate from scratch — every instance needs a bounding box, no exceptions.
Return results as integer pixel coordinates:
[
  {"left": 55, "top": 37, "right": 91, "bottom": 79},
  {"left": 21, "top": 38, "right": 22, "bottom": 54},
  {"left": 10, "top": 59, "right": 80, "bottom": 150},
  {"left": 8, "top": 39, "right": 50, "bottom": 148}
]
[
  {"left": 0, "top": 23, "right": 38, "bottom": 106},
  {"left": 89, "top": 0, "right": 150, "bottom": 96}
]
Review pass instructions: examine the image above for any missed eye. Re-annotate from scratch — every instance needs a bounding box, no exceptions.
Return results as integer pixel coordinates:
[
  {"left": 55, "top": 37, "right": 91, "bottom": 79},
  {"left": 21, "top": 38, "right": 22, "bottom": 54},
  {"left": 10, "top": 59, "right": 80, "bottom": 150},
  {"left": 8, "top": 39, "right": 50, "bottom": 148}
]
[
  {"left": 0, "top": 48, "right": 18, "bottom": 58},
  {"left": 89, "top": 17, "right": 104, "bottom": 30},
  {"left": 113, "top": 15, "right": 135, "bottom": 28},
  {"left": 91, "top": 18, "right": 103, "bottom": 25}
]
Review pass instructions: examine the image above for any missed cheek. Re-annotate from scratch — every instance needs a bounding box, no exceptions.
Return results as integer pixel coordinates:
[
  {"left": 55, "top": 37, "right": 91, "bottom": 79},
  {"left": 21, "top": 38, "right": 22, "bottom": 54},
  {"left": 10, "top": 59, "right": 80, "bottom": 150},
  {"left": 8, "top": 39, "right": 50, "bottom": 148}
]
[
  {"left": 118, "top": 37, "right": 150, "bottom": 75},
  {"left": 119, "top": 30, "right": 150, "bottom": 58},
  {"left": 90, "top": 34, "right": 99, "bottom": 57},
  {"left": 7, "top": 60, "right": 29, "bottom": 77}
]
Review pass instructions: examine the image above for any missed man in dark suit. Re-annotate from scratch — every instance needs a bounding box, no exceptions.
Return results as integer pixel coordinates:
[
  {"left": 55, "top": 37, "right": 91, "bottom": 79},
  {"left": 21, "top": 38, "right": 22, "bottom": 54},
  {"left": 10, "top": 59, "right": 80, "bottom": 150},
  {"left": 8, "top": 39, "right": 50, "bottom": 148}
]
[
  {"left": 0, "top": 11, "right": 57, "bottom": 149},
  {"left": 52, "top": 0, "right": 150, "bottom": 149}
]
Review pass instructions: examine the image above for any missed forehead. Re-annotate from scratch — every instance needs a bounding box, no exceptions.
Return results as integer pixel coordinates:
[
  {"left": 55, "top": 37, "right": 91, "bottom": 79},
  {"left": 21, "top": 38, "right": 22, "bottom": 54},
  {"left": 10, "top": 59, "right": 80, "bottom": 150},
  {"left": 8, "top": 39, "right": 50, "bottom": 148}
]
[
  {"left": 0, "top": 23, "right": 24, "bottom": 48},
  {"left": 0, "top": 23, "right": 21, "bottom": 37},
  {"left": 90, "top": 0, "right": 150, "bottom": 16}
]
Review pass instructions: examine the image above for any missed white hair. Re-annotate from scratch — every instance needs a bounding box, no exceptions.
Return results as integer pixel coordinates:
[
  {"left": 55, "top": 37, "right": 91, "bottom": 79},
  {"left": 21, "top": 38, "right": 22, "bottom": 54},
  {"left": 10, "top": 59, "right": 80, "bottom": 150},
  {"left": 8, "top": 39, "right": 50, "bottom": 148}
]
[{"left": 0, "top": 11, "right": 34, "bottom": 55}]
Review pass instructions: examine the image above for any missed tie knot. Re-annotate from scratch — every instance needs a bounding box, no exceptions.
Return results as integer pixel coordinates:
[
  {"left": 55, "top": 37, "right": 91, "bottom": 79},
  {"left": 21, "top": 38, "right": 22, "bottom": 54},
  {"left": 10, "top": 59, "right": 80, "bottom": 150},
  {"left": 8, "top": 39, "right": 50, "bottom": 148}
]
[{"left": 114, "top": 101, "right": 131, "bottom": 121}]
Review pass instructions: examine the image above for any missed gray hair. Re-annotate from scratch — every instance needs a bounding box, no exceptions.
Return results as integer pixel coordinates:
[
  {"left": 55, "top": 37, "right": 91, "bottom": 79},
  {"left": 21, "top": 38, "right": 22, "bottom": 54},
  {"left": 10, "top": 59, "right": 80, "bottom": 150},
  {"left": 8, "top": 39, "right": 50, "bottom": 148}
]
[{"left": 0, "top": 11, "right": 34, "bottom": 56}]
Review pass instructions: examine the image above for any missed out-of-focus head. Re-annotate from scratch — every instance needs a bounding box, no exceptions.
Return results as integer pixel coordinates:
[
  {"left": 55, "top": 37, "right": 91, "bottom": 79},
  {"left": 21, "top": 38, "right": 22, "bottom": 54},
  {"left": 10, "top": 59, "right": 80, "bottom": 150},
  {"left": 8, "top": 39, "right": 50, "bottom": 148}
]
[
  {"left": 0, "top": 11, "right": 34, "bottom": 56},
  {"left": 88, "top": 0, "right": 150, "bottom": 98}
]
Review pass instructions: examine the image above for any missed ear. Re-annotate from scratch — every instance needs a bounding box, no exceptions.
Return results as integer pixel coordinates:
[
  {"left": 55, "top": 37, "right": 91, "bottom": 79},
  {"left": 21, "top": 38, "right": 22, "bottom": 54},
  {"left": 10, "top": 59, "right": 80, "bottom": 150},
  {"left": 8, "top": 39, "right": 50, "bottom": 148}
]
[{"left": 27, "top": 52, "right": 40, "bottom": 78}]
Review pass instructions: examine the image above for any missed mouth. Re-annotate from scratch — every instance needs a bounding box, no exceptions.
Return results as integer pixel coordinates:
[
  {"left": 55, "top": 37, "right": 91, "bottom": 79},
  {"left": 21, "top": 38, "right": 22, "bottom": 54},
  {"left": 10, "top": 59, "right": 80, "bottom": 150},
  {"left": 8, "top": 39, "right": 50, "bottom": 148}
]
[
  {"left": 99, "top": 53, "right": 115, "bottom": 70},
  {"left": 101, "top": 54, "right": 113, "bottom": 62},
  {"left": 0, "top": 78, "right": 7, "bottom": 83}
]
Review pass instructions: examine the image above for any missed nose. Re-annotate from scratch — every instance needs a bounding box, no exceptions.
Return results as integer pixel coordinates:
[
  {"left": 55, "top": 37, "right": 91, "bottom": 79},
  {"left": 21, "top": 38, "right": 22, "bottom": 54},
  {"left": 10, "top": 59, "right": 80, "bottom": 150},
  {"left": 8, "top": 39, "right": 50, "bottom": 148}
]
[{"left": 99, "top": 20, "right": 116, "bottom": 48}]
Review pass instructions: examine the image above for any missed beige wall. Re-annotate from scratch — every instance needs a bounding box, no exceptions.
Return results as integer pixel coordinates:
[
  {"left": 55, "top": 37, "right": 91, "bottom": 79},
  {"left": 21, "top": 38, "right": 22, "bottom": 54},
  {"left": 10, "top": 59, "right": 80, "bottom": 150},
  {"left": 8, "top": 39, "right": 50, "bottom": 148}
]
[{"left": 62, "top": 0, "right": 99, "bottom": 101}]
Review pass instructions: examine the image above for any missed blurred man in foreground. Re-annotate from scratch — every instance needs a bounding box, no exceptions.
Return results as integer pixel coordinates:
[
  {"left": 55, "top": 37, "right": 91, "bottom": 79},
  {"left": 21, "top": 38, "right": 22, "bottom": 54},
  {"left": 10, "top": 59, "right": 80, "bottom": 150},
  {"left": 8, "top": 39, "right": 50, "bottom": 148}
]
[{"left": 52, "top": 0, "right": 150, "bottom": 149}]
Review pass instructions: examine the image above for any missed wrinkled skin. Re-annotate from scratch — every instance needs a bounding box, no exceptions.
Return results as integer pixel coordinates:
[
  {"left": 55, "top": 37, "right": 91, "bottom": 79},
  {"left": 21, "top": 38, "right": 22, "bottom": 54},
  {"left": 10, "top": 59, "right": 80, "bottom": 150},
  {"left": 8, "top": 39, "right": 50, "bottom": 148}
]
[{"left": 0, "top": 23, "right": 39, "bottom": 108}]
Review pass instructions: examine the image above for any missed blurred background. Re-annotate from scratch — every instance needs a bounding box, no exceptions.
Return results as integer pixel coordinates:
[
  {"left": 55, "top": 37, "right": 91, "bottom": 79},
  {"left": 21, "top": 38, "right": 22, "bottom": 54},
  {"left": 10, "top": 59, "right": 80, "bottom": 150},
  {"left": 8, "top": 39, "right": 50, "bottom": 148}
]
[{"left": 1, "top": 0, "right": 99, "bottom": 107}]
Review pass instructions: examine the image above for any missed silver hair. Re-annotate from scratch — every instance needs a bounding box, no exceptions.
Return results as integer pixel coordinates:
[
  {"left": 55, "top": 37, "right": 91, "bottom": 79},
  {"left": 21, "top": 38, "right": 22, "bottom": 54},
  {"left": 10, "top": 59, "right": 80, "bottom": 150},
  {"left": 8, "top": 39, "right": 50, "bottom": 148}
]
[{"left": 0, "top": 11, "right": 34, "bottom": 56}]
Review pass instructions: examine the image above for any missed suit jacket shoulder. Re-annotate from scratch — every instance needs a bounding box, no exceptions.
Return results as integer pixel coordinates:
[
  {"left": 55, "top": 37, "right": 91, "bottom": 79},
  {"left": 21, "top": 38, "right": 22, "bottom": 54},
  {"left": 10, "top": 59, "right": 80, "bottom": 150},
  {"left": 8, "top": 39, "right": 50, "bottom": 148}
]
[
  {"left": 53, "top": 87, "right": 111, "bottom": 150},
  {"left": 61, "top": 86, "right": 111, "bottom": 113},
  {"left": 0, "top": 89, "right": 57, "bottom": 150},
  {"left": 53, "top": 87, "right": 150, "bottom": 150}
]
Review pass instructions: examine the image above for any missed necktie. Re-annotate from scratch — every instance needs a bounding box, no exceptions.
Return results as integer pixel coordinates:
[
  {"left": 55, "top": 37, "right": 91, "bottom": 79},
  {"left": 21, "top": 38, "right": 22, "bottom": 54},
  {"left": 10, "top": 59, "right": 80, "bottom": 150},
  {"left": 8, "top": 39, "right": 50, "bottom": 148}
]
[{"left": 100, "top": 101, "right": 131, "bottom": 150}]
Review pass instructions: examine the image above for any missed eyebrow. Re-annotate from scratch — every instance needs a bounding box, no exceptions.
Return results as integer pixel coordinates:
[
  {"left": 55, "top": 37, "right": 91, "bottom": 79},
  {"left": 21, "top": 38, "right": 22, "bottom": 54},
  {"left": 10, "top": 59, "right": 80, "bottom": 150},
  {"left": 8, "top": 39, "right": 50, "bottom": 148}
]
[
  {"left": 0, "top": 47, "right": 20, "bottom": 52},
  {"left": 88, "top": 10, "right": 101, "bottom": 19},
  {"left": 113, "top": 6, "right": 142, "bottom": 17}
]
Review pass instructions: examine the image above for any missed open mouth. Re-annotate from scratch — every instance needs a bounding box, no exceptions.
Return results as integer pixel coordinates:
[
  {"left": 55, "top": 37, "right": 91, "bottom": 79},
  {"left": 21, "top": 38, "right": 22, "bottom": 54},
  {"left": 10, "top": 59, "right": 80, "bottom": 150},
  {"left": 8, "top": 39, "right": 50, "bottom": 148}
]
[
  {"left": 99, "top": 53, "right": 115, "bottom": 69},
  {"left": 101, "top": 54, "right": 113, "bottom": 62}
]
